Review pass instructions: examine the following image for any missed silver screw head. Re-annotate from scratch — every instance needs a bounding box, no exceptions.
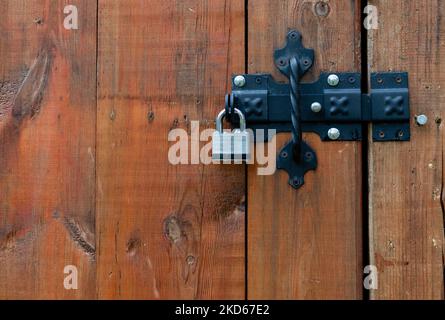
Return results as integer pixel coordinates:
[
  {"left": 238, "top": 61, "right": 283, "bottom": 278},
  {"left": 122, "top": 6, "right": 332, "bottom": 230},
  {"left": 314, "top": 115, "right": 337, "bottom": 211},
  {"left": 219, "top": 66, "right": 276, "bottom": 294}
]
[
  {"left": 311, "top": 102, "right": 322, "bottom": 113},
  {"left": 233, "top": 75, "right": 246, "bottom": 87},
  {"left": 416, "top": 114, "right": 428, "bottom": 126},
  {"left": 327, "top": 127, "right": 341, "bottom": 140},
  {"left": 327, "top": 74, "right": 340, "bottom": 86}
]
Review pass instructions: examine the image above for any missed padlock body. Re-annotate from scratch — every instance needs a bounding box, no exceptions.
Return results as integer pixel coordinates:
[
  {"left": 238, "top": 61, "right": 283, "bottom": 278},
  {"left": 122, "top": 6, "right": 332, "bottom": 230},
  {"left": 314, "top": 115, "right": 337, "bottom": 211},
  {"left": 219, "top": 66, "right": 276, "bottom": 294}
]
[{"left": 212, "top": 129, "right": 250, "bottom": 161}]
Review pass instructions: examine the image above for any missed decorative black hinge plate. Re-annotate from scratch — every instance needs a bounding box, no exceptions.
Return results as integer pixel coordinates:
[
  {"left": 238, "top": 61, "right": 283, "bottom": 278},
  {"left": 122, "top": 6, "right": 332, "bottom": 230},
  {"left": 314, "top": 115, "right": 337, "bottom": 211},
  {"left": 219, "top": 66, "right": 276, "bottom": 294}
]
[{"left": 228, "top": 71, "right": 410, "bottom": 142}]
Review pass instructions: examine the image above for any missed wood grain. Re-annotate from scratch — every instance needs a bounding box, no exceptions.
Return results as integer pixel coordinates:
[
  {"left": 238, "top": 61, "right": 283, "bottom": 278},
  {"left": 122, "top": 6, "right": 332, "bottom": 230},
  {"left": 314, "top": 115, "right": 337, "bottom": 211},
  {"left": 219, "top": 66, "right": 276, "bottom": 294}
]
[
  {"left": 247, "top": 0, "right": 363, "bottom": 299},
  {"left": 368, "top": 0, "right": 445, "bottom": 299},
  {"left": 96, "top": 0, "right": 245, "bottom": 299},
  {"left": 0, "top": 0, "right": 97, "bottom": 298}
]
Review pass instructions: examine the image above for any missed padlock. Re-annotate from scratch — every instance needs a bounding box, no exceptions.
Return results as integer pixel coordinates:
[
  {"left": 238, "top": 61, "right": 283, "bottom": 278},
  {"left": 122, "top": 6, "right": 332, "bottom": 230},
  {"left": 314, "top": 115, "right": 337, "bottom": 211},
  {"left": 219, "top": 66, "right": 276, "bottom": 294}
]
[{"left": 212, "top": 108, "right": 250, "bottom": 162}]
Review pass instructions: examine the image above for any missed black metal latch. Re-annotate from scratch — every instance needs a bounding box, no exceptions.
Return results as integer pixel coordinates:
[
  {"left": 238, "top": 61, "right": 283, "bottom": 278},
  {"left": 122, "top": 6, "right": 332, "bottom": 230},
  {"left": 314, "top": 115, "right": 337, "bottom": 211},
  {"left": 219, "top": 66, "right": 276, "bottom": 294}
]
[{"left": 225, "top": 30, "right": 410, "bottom": 189}]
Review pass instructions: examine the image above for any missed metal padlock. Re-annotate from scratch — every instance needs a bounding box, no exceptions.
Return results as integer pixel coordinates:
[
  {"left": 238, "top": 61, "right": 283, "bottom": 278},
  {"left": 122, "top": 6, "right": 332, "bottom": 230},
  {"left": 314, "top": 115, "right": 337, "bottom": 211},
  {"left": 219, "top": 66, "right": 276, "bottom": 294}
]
[{"left": 212, "top": 108, "right": 250, "bottom": 162}]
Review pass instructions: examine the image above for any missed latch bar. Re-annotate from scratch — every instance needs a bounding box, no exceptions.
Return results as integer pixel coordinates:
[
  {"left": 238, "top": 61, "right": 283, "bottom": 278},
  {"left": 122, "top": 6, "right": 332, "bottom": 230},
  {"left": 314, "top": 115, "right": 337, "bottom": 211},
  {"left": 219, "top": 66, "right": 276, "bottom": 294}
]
[{"left": 228, "top": 71, "right": 410, "bottom": 142}]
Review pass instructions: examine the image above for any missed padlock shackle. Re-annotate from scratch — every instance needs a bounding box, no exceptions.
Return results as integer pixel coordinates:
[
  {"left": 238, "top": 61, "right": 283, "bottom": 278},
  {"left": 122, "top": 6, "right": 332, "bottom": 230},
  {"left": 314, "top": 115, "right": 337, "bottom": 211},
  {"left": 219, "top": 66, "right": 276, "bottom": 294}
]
[{"left": 215, "top": 108, "right": 246, "bottom": 133}]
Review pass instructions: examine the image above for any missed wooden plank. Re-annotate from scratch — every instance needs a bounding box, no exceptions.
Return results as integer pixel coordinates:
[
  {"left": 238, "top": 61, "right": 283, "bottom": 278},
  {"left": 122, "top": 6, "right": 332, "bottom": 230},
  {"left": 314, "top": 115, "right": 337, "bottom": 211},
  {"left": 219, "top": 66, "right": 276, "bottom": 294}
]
[
  {"left": 247, "top": 0, "right": 363, "bottom": 299},
  {"left": 96, "top": 0, "right": 245, "bottom": 299},
  {"left": 0, "top": 0, "right": 97, "bottom": 298},
  {"left": 368, "top": 0, "right": 445, "bottom": 299}
]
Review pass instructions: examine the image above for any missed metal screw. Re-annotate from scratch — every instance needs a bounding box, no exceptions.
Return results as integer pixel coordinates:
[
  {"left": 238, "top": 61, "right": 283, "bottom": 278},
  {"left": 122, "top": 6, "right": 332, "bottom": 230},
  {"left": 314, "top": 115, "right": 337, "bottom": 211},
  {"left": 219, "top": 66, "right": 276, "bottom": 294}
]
[
  {"left": 327, "top": 127, "right": 340, "bottom": 140},
  {"left": 292, "top": 177, "right": 302, "bottom": 187},
  {"left": 304, "top": 152, "right": 313, "bottom": 162},
  {"left": 234, "top": 75, "right": 246, "bottom": 87},
  {"left": 290, "top": 31, "right": 298, "bottom": 39},
  {"left": 327, "top": 74, "right": 340, "bottom": 86},
  {"left": 416, "top": 114, "right": 428, "bottom": 126},
  {"left": 311, "top": 102, "right": 322, "bottom": 113}
]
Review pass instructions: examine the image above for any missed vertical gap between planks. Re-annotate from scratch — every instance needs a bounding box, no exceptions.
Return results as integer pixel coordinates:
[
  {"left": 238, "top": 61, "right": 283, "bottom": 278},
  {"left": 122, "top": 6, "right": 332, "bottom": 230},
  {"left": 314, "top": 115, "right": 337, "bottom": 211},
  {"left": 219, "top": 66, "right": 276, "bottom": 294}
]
[
  {"left": 360, "top": 0, "right": 370, "bottom": 301},
  {"left": 441, "top": 133, "right": 445, "bottom": 300},
  {"left": 244, "top": 0, "right": 249, "bottom": 301},
  {"left": 95, "top": 0, "right": 99, "bottom": 299}
]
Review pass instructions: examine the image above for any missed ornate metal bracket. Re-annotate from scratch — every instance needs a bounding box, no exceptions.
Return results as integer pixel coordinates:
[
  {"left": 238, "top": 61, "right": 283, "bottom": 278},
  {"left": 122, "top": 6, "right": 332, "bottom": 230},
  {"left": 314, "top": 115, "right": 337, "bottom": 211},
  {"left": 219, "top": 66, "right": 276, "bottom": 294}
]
[{"left": 225, "top": 30, "right": 410, "bottom": 189}]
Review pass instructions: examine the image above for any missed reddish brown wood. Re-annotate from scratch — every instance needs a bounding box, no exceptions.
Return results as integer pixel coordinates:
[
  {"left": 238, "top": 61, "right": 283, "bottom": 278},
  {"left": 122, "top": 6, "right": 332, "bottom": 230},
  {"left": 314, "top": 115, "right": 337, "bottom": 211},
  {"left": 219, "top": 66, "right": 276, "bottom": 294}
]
[
  {"left": 0, "top": 0, "right": 97, "bottom": 298},
  {"left": 96, "top": 0, "right": 246, "bottom": 299},
  {"left": 368, "top": 0, "right": 445, "bottom": 299},
  {"left": 247, "top": 0, "right": 363, "bottom": 299},
  {"left": 2, "top": 0, "right": 442, "bottom": 301}
]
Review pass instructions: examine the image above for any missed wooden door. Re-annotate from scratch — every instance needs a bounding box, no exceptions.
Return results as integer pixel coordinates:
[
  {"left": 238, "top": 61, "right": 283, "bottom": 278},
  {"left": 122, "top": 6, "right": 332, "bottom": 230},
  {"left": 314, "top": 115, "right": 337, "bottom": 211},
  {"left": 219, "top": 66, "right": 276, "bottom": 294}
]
[
  {"left": 247, "top": 0, "right": 363, "bottom": 299},
  {"left": 96, "top": 0, "right": 245, "bottom": 299},
  {"left": 0, "top": 0, "right": 97, "bottom": 299},
  {"left": 0, "top": 0, "right": 443, "bottom": 300}
]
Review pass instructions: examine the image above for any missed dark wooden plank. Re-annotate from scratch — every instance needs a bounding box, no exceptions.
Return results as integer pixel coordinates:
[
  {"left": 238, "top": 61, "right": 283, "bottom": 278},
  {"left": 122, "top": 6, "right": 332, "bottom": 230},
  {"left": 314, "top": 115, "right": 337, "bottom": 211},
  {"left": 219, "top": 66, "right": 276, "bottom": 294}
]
[
  {"left": 96, "top": 0, "right": 245, "bottom": 299},
  {"left": 247, "top": 0, "right": 363, "bottom": 299},
  {"left": 0, "top": 0, "right": 97, "bottom": 298},
  {"left": 368, "top": 0, "right": 445, "bottom": 299}
]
